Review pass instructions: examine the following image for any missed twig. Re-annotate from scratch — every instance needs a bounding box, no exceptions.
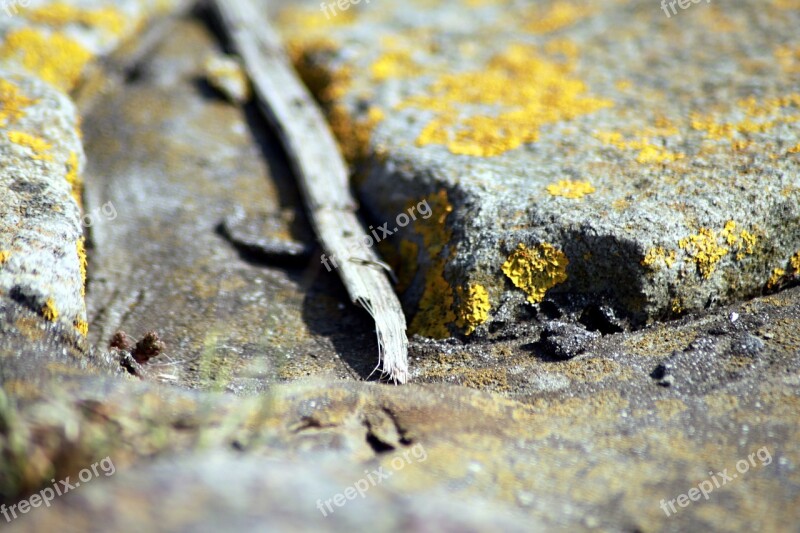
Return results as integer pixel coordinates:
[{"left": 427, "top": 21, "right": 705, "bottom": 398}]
[{"left": 211, "top": 0, "right": 409, "bottom": 383}]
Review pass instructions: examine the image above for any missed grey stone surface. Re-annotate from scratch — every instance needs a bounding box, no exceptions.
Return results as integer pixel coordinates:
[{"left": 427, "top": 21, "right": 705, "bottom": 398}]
[
  {"left": 1, "top": 3, "right": 799, "bottom": 533},
  {"left": 6, "top": 452, "right": 532, "bottom": 533},
  {"left": 0, "top": 70, "right": 86, "bottom": 338},
  {"left": 275, "top": 0, "right": 800, "bottom": 336},
  {"left": 81, "top": 16, "right": 387, "bottom": 390}
]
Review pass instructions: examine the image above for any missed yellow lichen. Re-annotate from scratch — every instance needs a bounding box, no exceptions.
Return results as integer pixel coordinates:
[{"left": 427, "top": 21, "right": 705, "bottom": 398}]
[
  {"left": 371, "top": 49, "right": 421, "bottom": 81},
  {"left": 65, "top": 151, "right": 82, "bottom": 205},
  {"left": 0, "top": 78, "right": 38, "bottom": 127},
  {"left": 595, "top": 131, "right": 684, "bottom": 164},
  {"left": 678, "top": 221, "right": 758, "bottom": 279},
  {"left": 502, "top": 242, "right": 569, "bottom": 304},
  {"left": 284, "top": 37, "right": 383, "bottom": 164},
  {"left": 7, "top": 131, "right": 52, "bottom": 160},
  {"left": 525, "top": 2, "right": 593, "bottom": 33},
  {"left": 775, "top": 44, "right": 800, "bottom": 74},
  {"left": 671, "top": 297, "right": 684, "bottom": 314},
  {"left": 678, "top": 228, "right": 729, "bottom": 279},
  {"left": 456, "top": 284, "right": 491, "bottom": 335},
  {"left": 396, "top": 239, "right": 419, "bottom": 293},
  {"left": 401, "top": 44, "right": 612, "bottom": 157},
  {"left": 641, "top": 247, "right": 676, "bottom": 270},
  {"left": 791, "top": 251, "right": 800, "bottom": 274},
  {"left": 720, "top": 220, "right": 758, "bottom": 260},
  {"left": 329, "top": 104, "right": 384, "bottom": 163},
  {"left": 0, "top": 28, "right": 93, "bottom": 91},
  {"left": 77, "top": 237, "right": 87, "bottom": 297},
  {"left": 409, "top": 190, "right": 457, "bottom": 339},
  {"left": 277, "top": 7, "right": 356, "bottom": 32},
  {"left": 768, "top": 268, "right": 786, "bottom": 289},
  {"left": 0, "top": 251, "right": 10, "bottom": 264},
  {"left": 26, "top": 3, "right": 127, "bottom": 36},
  {"left": 689, "top": 94, "right": 800, "bottom": 143},
  {"left": 615, "top": 79, "right": 632, "bottom": 91},
  {"left": 546, "top": 179, "right": 595, "bottom": 199},
  {"left": 411, "top": 267, "right": 456, "bottom": 338},
  {"left": 74, "top": 319, "right": 88, "bottom": 337},
  {"left": 42, "top": 298, "right": 59, "bottom": 322},
  {"left": 787, "top": 142, "right": 800, "bottom": 154}
]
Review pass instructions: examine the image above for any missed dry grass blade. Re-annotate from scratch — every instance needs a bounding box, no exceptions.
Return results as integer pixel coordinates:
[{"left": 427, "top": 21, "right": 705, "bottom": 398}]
[{"left": 212, "top": 0, "right": 409, "bottom": 383}]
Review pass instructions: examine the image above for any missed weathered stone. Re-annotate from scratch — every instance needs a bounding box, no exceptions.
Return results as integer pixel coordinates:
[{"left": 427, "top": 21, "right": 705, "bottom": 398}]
[
  {"left": 0, "top": 70, "right": 86, "bottom": 338},
  {"left": 81, "top": 15, "right": 387, "bottom": 391},
  {"left": 1, "top": 4, "right": 799, "bottom": 532},
  {"left": 275, "top": 0, "right": 800, "bottom": 336}
]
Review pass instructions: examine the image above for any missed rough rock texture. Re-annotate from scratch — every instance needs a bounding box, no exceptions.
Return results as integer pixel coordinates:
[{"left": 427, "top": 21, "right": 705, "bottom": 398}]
[
  {"left": 0, "top": 2, "right": 799, "bottom": 532},
  {"left": 81, "top": 17, "right": 386, "bottom": 390},
  {"left": 0, "top": 0, "right": 190, "bottom": 338},
  {"left": 275, "top": 0, "right": 800, "bottom": 336},
  {"left": 0, "top": 71, "right": 86, "bottom": 337}
]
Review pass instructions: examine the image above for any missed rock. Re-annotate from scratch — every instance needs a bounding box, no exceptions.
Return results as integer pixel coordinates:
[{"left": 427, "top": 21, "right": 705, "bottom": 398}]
[
  {"left": 219, "top": 206, "right": 313, "bottom": 263},
  {"left": 0, "top": 70, "right": 87, "bottom": 339},
  {"left": 275, "top": 0, "right": 800, "bottom": 336},
  {"left": 80, "top": 15, "right": 386, "bottom": 391},
  {"left": 203, "top": 53, "right": 251, "bottom": 104},
  {"left": 6, "top": 451, "right": 533, "bottom": 532},
  {"left": 538, "top": 321, "right": 599, "bottom": 360},
  {"left": 1, "top": 3, "right": 799, "bottom": 532}
]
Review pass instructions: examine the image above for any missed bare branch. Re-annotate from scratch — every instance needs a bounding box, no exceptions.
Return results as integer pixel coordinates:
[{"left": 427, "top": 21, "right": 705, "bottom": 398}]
[{"left": 212, "top": 0, "right": 409, "bottom": 383}]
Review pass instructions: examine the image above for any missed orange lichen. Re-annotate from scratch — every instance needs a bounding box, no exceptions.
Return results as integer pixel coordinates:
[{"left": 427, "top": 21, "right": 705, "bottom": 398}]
[
  {"left": 7, "top": 131, "right": 52, "bottom": 160},
  {"left": 0, "top": 28, "right": 93, "bottom": 91},
  {"left": 26, "top": 3, "right": 127, "bottom": 36},
  {"left": 0, "top": 78, "right": 38, "bottom": 127},
  {"left": 502, "top": 242, "right": 569, "bottom": 304},
  {"left": 402, "top": 44, "right": 612, "bottom": 157},
  {"left": 42, "top": 298, "right": 59, "bottom": 322},
  {"left": 0, "top": 251, "right": 10, "bottom": 265},
  {"left": 546, "top": 179, "right": 595, "bottom": 199},
  {"left": 456, "top": 284, "right": 491, "bottom": 335}
]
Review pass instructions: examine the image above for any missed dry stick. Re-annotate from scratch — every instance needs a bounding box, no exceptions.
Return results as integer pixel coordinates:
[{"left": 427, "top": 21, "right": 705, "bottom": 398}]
[{"left": 212, "top": 0, "right": 409, "bottom": 383}]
